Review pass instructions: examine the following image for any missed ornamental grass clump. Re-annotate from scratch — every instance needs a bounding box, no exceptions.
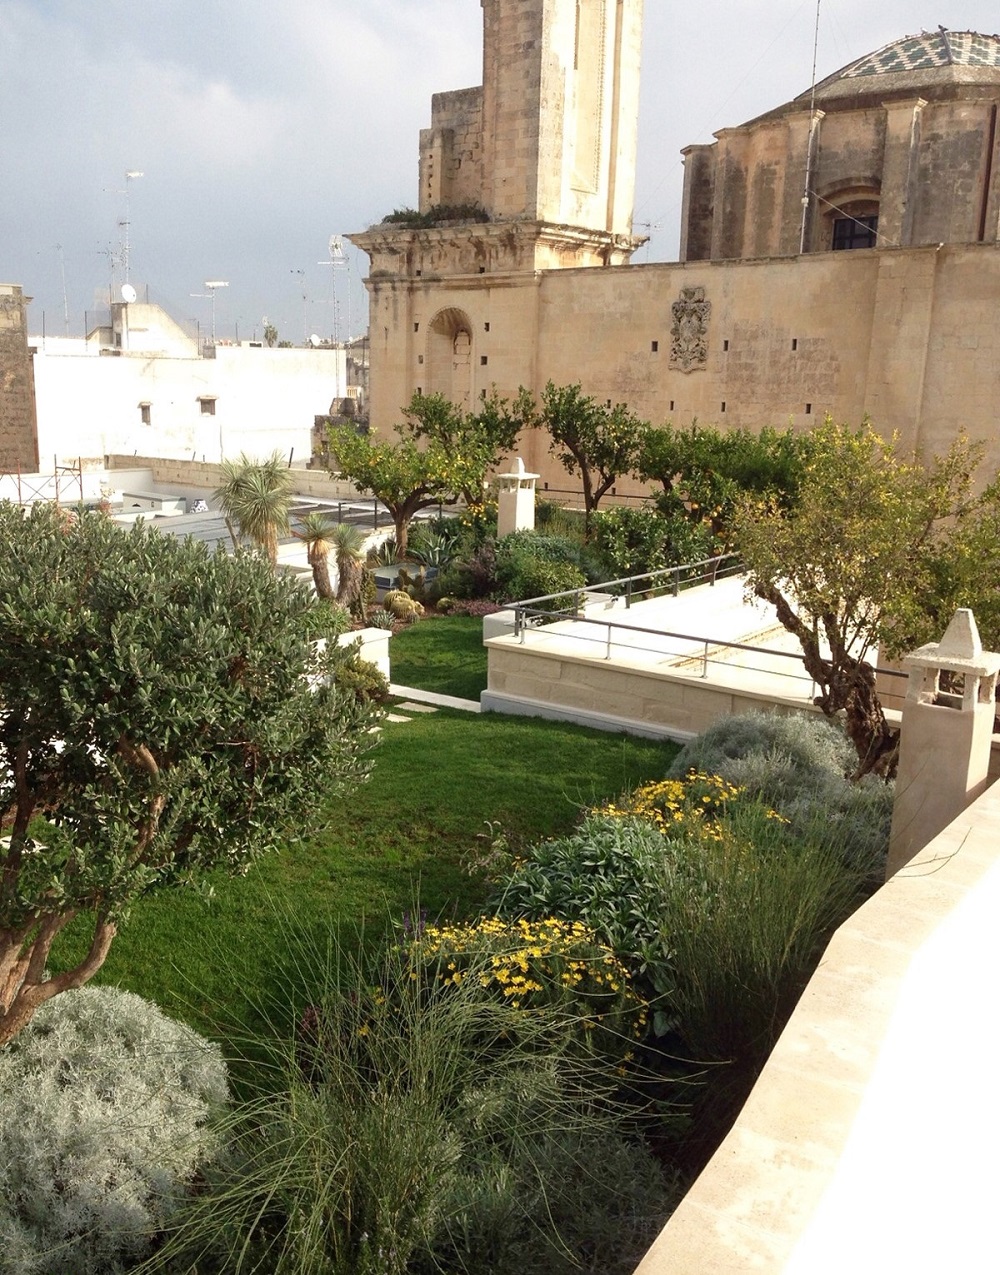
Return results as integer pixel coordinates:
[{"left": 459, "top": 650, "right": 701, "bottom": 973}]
[{"left": 144, "top": 936, "right": 674, "bottom": 1275}]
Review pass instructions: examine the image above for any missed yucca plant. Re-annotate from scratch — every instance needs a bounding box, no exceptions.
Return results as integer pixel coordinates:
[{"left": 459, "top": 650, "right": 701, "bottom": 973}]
[
  {"left": 330, "top": 523, "right": 369, "bottom": 610},
  {"left": 216, "top": 452, "right": 294, "bottom": 566},
  {"left": 292, "top": 512, "right": 339, "bottom": 599}
]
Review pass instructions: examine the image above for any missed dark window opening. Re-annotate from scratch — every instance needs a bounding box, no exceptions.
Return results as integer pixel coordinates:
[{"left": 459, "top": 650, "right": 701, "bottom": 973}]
[
  {"left": 484, "top": 322, "right": 490, "bottom": 332},
  {"left": 792, "top": 338, "right": 798, "bottom": 351},
  {"left": 669, "top": 400, "right": 675, "bottom": 411},
  {"left": 199, "top": 398, "right": 216, "bottom": 416},
  {"left": 723, "top": 339, "right": 729, "bottom": 352},
  {"left": 651, "top": 340, "right": 659, "bottom": 353},
  {"left": 480, "top": 355, "right": 488, "bottom": 366},
  {"left": 414, "top": 322, "right": 419, "bottom": 333},
  {"left": 832, "top": 214, "right": 878, "bottom": 251},
  {"left": 805, "top": 403, "right": 812, "bottom": 415},
  {"left": 720, "top": 402, "right": 727, "bottom": 413},
  {"left": 139, "top": 403, "right": 151, "bottom": 425}
]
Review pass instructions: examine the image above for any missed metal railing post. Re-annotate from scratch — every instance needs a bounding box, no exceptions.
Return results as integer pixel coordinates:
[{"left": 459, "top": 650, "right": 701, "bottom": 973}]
[
  {"left": 606, "top": 624, "right": 613, "bottom": 660},
  {"left": 702, "top": 641, "right": 710, "bottom": 678},
  {"left": 626, "top": 578, "right": 632, "bottom": 609},
  {"left": 673, "top": 566, "right": 680, "bottom": 597}
]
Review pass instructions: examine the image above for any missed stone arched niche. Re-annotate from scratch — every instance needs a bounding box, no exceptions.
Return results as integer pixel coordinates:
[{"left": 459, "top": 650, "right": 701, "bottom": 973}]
[{"left": 427, "top": 307, "right": 473, "bottom": 408}]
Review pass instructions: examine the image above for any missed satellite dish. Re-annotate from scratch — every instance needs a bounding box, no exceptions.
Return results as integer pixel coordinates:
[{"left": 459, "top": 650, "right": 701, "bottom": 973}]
[
  {"left": 309, "top": 333, "right": 321, "bottom": 348},
  {"left": 121, "top": 284, "right": 137, "bottom": 304}
]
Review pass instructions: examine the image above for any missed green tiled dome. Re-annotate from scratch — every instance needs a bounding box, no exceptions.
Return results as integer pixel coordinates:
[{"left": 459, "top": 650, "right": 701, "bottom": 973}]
[{"left": 834, "top": 30, "right": 1000, "bottom": 80}]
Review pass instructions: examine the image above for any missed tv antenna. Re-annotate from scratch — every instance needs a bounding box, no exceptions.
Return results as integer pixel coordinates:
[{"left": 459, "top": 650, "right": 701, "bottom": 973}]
[
  {"left": 318, "top": 234, "right": 350, "bottom": 344},
  {"left": 190, "top": 280, "right": 229, "bottom": 345}
]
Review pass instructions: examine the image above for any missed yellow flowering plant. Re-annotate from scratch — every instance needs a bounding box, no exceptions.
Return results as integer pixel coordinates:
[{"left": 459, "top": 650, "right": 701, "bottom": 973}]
[
  {"left": 404, "top": 916, "right": 648, "bottom": 1063},
  {"left": 595, "top": 770, "right": 746, "bottom": 842}
]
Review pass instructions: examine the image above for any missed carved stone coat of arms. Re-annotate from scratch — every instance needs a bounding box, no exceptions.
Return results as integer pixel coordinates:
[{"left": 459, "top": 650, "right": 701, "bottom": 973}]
[{"left": 670, "top": 286, "right": 711, "bottom": 371}]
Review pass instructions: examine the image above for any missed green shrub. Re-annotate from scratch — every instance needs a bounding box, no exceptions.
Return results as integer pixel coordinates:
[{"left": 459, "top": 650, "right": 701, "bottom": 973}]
[
  {"left": 332, "top": 647, "right": 391, "bottom": 705},
  {"left": 666, "top": 711, "right": 892, "bottom": 878},
  {"left": 491, "top": 816, "right": 677, "bottom": 1011},
  {"left": 590, "top": 506, "right": 672, "bottom": 578},
  {"left": 147, "top": 939, "right": 674, "bottom": 1275},
  {"left": 493, "top": 532, "right": 589, "bottom": 603},
  {"left": 0, "top": 987, "right": 227, "bottom": 1275},
  {"left": 300, "top": 598, "right": 352, "bottom": 641}
]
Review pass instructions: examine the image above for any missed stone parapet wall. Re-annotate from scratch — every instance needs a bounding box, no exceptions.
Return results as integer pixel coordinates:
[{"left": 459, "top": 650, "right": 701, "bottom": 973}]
[{"left": 104, "top": 454, "right": 364, "bottom": 500}]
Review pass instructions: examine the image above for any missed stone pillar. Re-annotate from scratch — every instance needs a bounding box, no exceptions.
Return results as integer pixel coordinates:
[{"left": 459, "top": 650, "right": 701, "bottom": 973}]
[
  {"left": 887, "top": 609, "right": 1000, "bottom": 878},
  {"left": 878, "top": 97, "right": 926, "bottom": 248},
  {"left": 496, "top": 457, "right": 539, "bottom": 537}
]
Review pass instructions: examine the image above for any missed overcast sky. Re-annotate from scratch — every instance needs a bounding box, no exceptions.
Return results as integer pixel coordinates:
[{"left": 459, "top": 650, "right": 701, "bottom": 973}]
[{"left": 3, "top": 1, "right": 998, "bottom": 343}]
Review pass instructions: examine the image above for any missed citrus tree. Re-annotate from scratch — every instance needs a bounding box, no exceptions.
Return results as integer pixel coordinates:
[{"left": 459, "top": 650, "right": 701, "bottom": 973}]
[
  {"left": 538, "top": 382, "right": 647, "bottom": 521},
  {"left": 733, "top": 421, "right": 999, "bottom": 778},
  {"left": 0, "top": 504, "right": 379, "bottom": 1047}
]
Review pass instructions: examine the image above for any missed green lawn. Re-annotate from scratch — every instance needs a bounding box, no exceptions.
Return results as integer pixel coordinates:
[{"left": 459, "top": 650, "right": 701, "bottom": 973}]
[
  {"left": 53, "top": 710, "right": 676, "bottom": 1056},
  {"left": 390, "top": 614, "right": 489, "bottom": 699}
]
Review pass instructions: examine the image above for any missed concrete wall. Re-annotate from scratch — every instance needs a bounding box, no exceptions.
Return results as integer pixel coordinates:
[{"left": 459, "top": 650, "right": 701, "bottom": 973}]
[
  {"left": 0, "top": 284, "right": 39, "bottom": 471},
  {"left": 31, "top": 340, "right": 347, "bottom": 468}
]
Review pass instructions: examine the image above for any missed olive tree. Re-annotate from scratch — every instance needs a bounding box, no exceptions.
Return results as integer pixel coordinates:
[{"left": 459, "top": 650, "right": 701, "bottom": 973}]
[{"left": 0, "top": 503, "right": 379, "bottom": 1047}]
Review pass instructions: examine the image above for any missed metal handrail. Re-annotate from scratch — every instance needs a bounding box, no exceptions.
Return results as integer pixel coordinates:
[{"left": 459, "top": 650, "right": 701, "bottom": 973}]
[
  {"left": 511, "top": 553, "right": 742, "bottom": 639},
  {"left": 505, "top": 557, "right": 908, "bottom": 693}
]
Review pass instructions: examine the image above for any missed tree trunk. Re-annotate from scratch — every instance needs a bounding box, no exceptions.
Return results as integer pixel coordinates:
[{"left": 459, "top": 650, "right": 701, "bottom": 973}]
[
  {"left": 754, "top": 581, "right": 898, "bottom": 780},
  {"left": 309, "top": 545, "right": 335, "bottom": 599},
  {"left": 335, "top": 555, "right": 363, "bottom": 609},
  {"left": 394, "top": 514, "right": 409, "bottom": 561},
  {"left": 0, "top": 916, "right": 117, "bottom": 1048}
]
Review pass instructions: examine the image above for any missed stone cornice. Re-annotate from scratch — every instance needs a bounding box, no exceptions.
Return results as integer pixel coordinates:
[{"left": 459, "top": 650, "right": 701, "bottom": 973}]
[{"left": 348, "top": 220, "right": 645, "bottom": 279}]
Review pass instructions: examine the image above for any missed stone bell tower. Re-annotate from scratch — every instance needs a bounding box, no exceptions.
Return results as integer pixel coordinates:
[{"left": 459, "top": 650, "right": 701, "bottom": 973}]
[{"left": 350, "top": 0, "right": 645, "bottom": 432}]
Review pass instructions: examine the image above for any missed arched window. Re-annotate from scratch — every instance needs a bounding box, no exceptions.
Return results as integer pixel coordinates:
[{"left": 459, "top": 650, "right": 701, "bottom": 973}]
[
  {"left": 819, "top": 184, "right": 881, "bottom": 251},
  {"left": 427, "top": 308, "right": 474, "bottom": 407}
]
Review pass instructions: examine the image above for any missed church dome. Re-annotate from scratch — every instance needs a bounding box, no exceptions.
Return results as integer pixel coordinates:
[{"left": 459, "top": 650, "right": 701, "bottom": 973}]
[{"left": 808, "top": 29, "right": 1000, "bottom": 100}]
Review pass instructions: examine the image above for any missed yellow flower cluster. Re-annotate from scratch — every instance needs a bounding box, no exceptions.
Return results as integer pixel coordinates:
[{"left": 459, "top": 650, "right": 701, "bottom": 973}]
[
  {"left": 408, "top": 916, "right": 647, "bottom": 1043},
  {"left": 596, "top": 771, "right": 744, "bottom": 841}
]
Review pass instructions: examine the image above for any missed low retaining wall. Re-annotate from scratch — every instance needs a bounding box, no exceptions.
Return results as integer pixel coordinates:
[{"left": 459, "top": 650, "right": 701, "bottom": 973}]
[
  {"left": 105, "top": 454, "right": 361, "bottom": 500},
  {"left": 482, "top": 640, "right": 824, "bottom": 741}
]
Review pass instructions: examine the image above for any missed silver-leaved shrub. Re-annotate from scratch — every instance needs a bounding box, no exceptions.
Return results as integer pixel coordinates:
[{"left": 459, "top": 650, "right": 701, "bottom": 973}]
[{"left": 0, "top": 986, "right": 228, "bottom": 1275}]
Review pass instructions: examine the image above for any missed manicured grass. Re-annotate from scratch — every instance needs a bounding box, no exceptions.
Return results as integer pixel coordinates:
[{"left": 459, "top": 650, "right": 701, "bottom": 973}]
[
  {"left": 390, "top": 614, "right": 489, "bottom": 699},
  {"left": 52, "top": 711, "right": 677, "bottom": 1053}
]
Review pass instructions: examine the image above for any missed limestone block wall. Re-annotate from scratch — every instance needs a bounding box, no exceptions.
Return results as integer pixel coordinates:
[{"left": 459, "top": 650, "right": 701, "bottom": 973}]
[
  {"left": 0, "top": 284, "right": 39, "bottom": 472},
  {"left": 682, "top": 93, "right": 1000, "bottom": 261},
  {"left": 361, "top": 241, "right": 1000, "bottom": 497},
  {"left": 419, "top": 87, "right": 484, "bottom": 212},
  {"left": 484, "top": 641, "right": 818, "bottom": 740}
]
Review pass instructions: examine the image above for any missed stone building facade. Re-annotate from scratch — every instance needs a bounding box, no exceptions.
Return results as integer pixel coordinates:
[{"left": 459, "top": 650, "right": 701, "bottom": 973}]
[
  {"left": 350, "top": 16, "right": 1000, "bottom": 489},
  {"left": 0, "top": 284, "right": 39, "bottom": 472}
]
